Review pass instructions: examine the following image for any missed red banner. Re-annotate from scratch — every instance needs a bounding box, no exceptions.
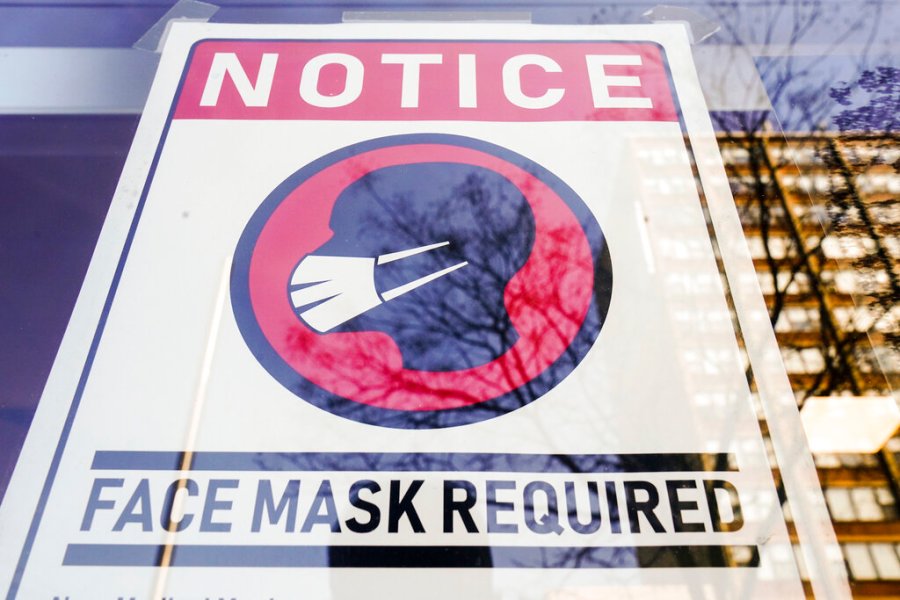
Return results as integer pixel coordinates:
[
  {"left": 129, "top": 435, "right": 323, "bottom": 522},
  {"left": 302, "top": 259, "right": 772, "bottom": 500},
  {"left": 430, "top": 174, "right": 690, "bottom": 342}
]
[{"left": 174, "top": 41, "right": 677, "bottom": 122}]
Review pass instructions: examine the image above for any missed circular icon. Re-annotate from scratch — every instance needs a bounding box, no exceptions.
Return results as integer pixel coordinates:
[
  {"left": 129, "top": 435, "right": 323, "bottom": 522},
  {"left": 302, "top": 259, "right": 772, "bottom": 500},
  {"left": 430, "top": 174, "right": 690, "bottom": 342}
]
[{"left": 232, "top": 134, "right": 612, "bottom": 428}]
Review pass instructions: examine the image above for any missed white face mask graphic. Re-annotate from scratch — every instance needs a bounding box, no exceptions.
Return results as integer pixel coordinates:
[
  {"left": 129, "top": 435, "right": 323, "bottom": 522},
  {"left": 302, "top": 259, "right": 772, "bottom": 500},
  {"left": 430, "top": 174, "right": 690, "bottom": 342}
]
[{"left": 290, "top": 241, "right": 468, "bottom": 332}]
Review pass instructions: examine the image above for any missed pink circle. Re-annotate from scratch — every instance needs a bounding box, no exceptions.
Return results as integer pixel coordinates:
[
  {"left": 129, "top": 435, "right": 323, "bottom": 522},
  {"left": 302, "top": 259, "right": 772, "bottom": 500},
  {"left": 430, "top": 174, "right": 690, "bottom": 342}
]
[{"left": 248, "top": 143, "right": 594, "bottom": 411}]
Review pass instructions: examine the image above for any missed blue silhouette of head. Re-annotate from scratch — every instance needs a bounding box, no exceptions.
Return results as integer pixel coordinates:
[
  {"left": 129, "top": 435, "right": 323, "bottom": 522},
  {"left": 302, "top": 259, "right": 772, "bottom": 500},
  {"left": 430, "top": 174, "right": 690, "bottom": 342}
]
[{"left": 309, "top": 162, "right": 535, "bottom": 371}]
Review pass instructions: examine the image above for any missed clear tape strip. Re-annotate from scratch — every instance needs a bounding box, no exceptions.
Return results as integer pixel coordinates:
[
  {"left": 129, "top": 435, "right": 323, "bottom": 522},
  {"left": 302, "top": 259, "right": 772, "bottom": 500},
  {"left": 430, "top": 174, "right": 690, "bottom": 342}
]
[{"left": 133, "top": 0, "right": 220, "bottom": 53}]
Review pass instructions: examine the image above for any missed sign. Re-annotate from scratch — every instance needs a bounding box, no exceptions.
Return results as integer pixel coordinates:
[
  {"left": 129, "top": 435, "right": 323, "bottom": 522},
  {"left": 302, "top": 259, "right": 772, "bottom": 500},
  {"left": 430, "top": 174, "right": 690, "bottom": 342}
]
[{"left": 0, "top": 23, "right": 805, "bottom": 598}]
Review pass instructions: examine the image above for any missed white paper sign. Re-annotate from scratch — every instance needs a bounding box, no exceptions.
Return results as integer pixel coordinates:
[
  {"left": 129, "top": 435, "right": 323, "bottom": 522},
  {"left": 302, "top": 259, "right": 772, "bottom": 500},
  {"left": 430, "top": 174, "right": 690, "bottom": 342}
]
[{"left": 0, "top": 23, "right": 804, "bottom": 599}]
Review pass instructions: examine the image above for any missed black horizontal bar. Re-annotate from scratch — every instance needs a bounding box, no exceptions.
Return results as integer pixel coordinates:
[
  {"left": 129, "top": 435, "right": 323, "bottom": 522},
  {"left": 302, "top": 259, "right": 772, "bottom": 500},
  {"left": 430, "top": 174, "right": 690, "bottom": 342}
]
[
  {"left": 64, "top": 543, "right": 758, "bottom": 569},
  {"left": 91, "top": 451, "right": 735, "bottom": 473}
]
